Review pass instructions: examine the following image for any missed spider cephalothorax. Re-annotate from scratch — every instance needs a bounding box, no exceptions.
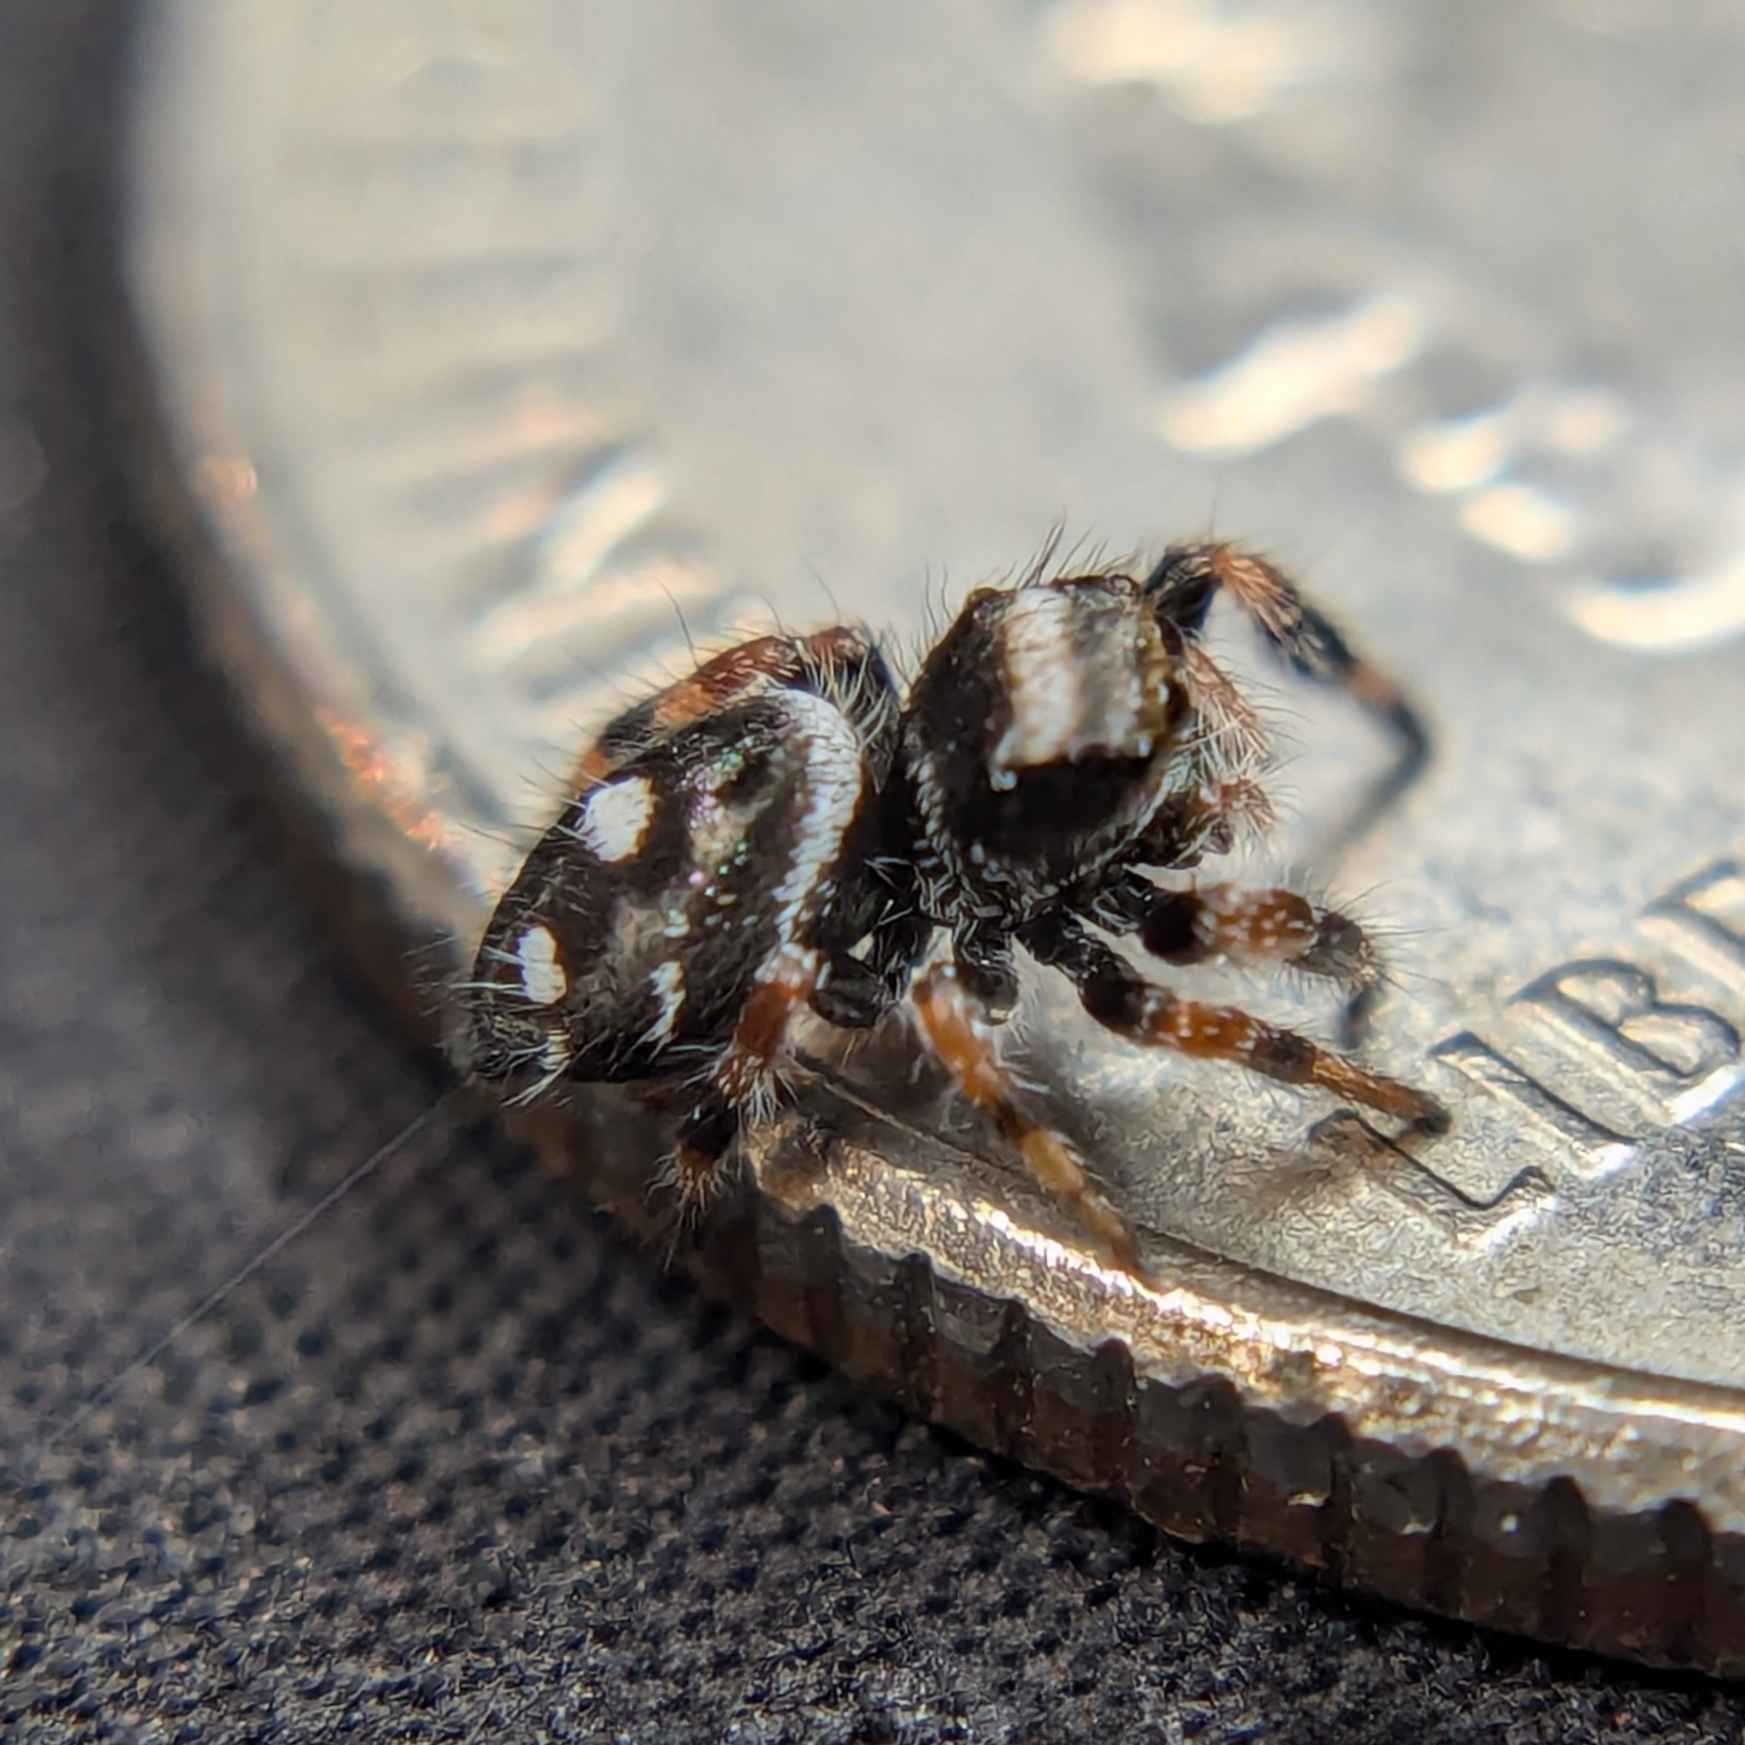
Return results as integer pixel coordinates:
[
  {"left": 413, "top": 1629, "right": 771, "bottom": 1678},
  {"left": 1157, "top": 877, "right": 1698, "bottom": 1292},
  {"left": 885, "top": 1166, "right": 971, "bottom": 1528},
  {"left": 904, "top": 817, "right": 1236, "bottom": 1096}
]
[{"left": 458, "top": 542, "right": 1446, "bottom": 1274}]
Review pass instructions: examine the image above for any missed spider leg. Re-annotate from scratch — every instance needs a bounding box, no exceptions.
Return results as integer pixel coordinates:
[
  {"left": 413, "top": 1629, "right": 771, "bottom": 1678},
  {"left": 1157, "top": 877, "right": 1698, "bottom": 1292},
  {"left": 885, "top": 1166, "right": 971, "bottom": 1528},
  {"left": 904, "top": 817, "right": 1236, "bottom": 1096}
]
[
  {"left": 865, "top": 907, "right": 936, "bottom": 1004},
  {"left": 1098, "top": 871, "right": 1385, "bottom": 1044},
  {"left": 670, "top": 1092, "right": 741, "bottom": 1210},
  {"left": 910, "top": 961, "right": 1145, "bottom": 1276},
  {"left": 810, "top": 953, "right": 898, "bottom": 1029},
  {"left": 672, "top": 907, "right": 930, "bottom": 1205},
  {"left": 812, "top": 895, "right": 936, "bottom": 1027},
  {"left": 952, "top": 922, "right": 1022, "bottom": 1019},
  {"left": 1143, "top": 541, "right": 1428, "bottom": 845},
  {"left": 669, "top": 944, "right": 821, "bottom": 1207},
  {"left": 1022, "top": 913, "right": 1446, "bottom": 1132}
]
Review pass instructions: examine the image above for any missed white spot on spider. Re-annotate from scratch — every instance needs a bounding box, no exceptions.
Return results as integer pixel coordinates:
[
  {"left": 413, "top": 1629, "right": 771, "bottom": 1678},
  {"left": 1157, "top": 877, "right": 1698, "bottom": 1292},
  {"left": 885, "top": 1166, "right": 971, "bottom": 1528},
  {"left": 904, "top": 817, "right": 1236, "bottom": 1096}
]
[
  {"left": 646, "top": 960, "right": 686, "bottom": 1045},
  {"left": 515, "top": 924, "right": 568, "bottom": 1005},
  {"left": 579, "top": 773, "right": 655, "bottom": 861}
]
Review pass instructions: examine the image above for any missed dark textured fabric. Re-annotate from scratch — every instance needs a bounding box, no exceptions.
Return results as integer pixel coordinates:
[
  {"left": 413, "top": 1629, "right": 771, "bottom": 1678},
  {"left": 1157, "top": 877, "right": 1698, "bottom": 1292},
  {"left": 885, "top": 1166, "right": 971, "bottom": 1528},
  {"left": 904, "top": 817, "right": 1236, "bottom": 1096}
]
[{"left": 2, "top": 7, "right": 1744, "bottom": 1741}]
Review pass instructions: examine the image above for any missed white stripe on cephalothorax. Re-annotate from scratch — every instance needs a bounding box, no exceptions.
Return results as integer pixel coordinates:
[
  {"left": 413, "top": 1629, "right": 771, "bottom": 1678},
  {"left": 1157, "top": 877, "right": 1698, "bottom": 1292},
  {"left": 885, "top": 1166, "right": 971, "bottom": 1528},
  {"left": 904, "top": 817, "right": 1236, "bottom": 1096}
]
[
  {"left": 578, "top": 772, "right": 655, "bottom": 861},
  {"left": 990, "top": 588, "right": 1081, "bottom": 778}
]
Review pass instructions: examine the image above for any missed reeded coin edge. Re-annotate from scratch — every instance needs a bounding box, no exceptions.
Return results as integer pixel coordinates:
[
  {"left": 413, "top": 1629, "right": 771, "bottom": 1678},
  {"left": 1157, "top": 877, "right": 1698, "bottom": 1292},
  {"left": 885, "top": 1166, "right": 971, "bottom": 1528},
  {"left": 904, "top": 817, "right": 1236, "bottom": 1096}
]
[{"left": 718, "top": 1109, "right": 1745, "bottom": 1674}]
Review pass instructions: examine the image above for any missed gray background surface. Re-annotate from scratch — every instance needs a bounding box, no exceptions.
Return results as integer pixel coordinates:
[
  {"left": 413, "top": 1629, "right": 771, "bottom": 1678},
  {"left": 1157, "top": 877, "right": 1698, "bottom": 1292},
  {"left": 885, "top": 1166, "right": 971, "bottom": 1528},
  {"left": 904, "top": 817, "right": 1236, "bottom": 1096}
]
[{"left": 4, "top": 4, "right": 1745, "bottom": 1740}]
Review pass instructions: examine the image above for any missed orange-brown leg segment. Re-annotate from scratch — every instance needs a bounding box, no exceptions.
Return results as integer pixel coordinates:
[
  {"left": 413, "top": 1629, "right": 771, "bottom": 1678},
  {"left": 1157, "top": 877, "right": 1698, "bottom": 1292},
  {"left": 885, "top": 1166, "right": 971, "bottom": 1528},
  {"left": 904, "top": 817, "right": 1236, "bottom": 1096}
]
[
  {"left": 911, "top": 963, "right": 1146, "bottom": 1277},
  {"left": 1024, "top": 915, "right": 1447, "bottom": 1133},
  {"left": 1144, "top": 541, "right": 1429, "bottom": 845},
  {"left": 1146, "top": 879, "right": 1371, "bottom": 974},
  {"left": 669, "top": 946, "right": 820, "bottom": 1210},
  {"left": 1097, "top": 871, "right": 1389, "bottom": 1042},
  {"left": 1136, "top": 874, "right": 1385, "bottom": 1029}
]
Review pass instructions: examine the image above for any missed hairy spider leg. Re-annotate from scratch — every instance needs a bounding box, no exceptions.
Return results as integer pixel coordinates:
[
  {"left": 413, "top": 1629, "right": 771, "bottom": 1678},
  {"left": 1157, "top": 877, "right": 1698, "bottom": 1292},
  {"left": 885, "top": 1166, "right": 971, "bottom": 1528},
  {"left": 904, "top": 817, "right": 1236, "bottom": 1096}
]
[
  {"left": 1098, "top": 871, "right": 1386, "bottom": 1044},
  {"left": 1022, "top": 914, "right": 1447, "bottom": 1133},
  {"left": 669, "top": 945, "right": 822, "bottom": 1205},
  {"left": 669, "top": 916, "right": 932, "bottom": 1208},
  {"left": 910, "top": 961, "right": 1146, "bottom": 1277},
  {"left": 810, "top": 909, "right": 936, "bottom": 1029},
  {"left": 1144, "top": 541, "right": 1429, "bottom": 845}
]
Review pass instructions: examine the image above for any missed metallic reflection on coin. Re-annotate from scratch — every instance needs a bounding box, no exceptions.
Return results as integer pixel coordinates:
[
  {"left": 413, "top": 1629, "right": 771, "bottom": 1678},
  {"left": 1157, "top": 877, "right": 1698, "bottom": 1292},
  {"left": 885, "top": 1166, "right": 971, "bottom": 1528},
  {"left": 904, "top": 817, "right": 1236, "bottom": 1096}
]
[{"left": 125, "top": 0, "right": 1745, "bottom": 1670}]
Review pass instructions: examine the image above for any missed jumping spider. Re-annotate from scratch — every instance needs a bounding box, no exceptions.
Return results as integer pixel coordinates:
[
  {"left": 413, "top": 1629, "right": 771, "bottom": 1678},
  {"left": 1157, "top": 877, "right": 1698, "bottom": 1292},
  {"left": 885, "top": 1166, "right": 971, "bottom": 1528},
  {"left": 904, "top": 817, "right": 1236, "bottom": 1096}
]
[{"left": 456, "top": 541, "right": 1447, "bottom": 1275}]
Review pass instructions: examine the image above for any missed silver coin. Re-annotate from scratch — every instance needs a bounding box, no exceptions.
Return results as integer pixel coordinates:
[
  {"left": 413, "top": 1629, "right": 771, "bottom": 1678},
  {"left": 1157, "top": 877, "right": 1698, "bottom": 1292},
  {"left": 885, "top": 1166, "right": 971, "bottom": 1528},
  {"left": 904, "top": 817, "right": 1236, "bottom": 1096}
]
[{"left": 126, "top": 0, "right": 1745, "bottom": 1669}]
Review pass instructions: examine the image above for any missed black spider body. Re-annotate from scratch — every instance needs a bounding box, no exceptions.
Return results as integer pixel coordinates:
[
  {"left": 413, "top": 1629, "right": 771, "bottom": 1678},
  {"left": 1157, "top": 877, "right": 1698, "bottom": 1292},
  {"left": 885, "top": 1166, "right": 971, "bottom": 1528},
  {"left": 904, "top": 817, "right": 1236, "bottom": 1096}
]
[
  {"left": 459, "top": 544, "right": 1445, "bottom": 1273},
  {"left": 904, "top": 573, "right": 1190, "bottom": 919},
  {"left": 464, "top": 631, "right": 907, "bottom": 1091}
]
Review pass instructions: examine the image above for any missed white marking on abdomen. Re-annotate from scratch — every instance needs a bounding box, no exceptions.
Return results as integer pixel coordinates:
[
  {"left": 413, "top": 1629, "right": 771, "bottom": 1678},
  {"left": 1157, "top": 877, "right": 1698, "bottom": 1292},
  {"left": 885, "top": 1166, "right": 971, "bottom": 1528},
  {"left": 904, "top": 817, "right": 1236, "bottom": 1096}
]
[
  {"left": 646, "top": 960, "right": 686, "bottom": 1045},
  {"left": 515, "top": 923, "right": 568, "bottom": 1004},
  {"left": 579, "top": 773, "right": 655, "bottom": 861},
  {"left": 766, "top": 691, "right": 866, "bottom": 950}
]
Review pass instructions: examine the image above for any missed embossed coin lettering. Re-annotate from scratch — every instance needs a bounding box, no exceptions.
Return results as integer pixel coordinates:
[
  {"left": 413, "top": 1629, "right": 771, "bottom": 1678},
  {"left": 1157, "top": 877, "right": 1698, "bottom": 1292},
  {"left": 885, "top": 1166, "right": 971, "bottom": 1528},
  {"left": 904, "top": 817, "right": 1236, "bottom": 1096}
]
[
  {"left": 1647, "top": 858, "right": 1745, "bottom": 972},
  {"left": 1515, "top": 959, "right": 1742, "bottom": 1123},
  {"left": 1427, "top": 851, "right": 1745, "bottom": 1193},
  {"left": 1430, "top": 1032, "right": 1635, "bottom": 1174}
]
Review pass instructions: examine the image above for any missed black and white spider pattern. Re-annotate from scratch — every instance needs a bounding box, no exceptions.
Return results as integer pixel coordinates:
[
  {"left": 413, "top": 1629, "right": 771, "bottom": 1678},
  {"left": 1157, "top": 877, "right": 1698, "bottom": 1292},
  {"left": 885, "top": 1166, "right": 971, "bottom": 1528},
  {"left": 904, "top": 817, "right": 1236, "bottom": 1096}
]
[{"left": 455, "top": 541, "right": 1446, "bottom": 1274}]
